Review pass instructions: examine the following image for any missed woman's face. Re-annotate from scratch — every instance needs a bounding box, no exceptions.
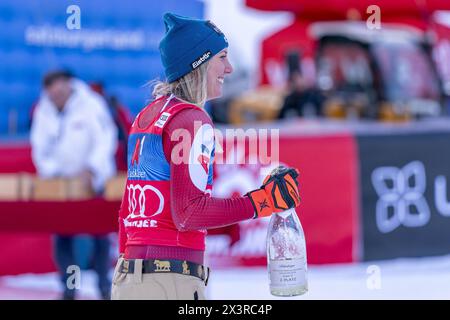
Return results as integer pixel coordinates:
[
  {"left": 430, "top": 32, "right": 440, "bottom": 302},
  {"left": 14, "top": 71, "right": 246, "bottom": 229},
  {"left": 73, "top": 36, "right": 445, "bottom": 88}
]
[{"left": 206, "top": 49, "right": 233, "bottom": 100}]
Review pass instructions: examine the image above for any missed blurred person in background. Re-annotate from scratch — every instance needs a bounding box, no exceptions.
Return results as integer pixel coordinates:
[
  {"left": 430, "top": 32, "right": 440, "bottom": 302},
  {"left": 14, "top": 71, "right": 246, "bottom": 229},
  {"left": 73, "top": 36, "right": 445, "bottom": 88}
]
[
  {"left": 112, "top": 13, "right": 301, "bottom": 300},
  {"left": 30, "top": 70, "right": 118, "bottom": 300},
  {"left": 278, "top": 69, "right": 325, "bottom": 120},
  {"left": 107, "top": 95, "right": 133, "bottom": 168},
  {"left": 90, "top": 82, "right": 133, "bottom": 167}
]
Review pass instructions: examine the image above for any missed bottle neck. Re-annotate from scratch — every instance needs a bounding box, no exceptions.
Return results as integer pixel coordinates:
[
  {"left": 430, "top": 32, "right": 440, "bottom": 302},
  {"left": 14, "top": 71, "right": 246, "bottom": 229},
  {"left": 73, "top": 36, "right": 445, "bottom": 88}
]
[{"left": 276, "top": 208, "right": 297, "bottom": 218}]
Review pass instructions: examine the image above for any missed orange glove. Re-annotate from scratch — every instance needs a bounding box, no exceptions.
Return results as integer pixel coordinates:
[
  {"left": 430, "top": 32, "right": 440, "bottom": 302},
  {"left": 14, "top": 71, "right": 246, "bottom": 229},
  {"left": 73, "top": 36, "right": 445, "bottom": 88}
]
[{"left": 246, "top": 166, "right": 301, "bottom": 218}]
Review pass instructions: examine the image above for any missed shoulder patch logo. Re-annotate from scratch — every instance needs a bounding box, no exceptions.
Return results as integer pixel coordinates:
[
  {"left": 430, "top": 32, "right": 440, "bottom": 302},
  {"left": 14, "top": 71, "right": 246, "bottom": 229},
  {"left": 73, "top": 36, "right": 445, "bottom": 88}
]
[
  {"left": 154, "top": 112, "right": 171, "bottom": 128},
  {"left": 189, "top": 123, "right": 214, "bottom": 192},
  {"left": 198, "top": 143, "right": 211, "bottom": 174},
  {"left": 197, "top": 155, "right": 210, "bottom": 174}
]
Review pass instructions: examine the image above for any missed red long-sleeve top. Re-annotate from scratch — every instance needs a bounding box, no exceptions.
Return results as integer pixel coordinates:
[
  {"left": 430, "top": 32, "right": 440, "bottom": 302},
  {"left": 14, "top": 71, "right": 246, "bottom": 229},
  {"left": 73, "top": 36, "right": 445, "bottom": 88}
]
[
  {"left": 119, "top": 101, "right": 255, "bottom": 262},
  {"left": 163, "top": 108, "right": 255, "bottom": 230}
]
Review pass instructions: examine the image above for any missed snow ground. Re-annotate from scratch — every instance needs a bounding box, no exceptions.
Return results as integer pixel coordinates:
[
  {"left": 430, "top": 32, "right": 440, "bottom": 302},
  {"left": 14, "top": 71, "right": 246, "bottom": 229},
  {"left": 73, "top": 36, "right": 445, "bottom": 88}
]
[{"left": 1, "top": 254, "right": 449, "bottom": 300}]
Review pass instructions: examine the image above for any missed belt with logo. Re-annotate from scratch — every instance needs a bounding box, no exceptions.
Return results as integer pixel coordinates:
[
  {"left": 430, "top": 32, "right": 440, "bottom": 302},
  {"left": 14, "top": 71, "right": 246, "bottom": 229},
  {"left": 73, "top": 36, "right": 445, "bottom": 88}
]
[{"left": 119, "top": 259, "right": 209, "bottom": 284}]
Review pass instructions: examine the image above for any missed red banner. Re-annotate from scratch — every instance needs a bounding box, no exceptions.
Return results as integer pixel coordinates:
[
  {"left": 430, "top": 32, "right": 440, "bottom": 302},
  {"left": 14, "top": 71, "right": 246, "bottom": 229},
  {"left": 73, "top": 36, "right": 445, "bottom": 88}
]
[
  {"left": 246, "top": 0, "right": 450, "bottom": 18},
  {"left": 207, "top": 133, "right": 359, "bottom": 266}
]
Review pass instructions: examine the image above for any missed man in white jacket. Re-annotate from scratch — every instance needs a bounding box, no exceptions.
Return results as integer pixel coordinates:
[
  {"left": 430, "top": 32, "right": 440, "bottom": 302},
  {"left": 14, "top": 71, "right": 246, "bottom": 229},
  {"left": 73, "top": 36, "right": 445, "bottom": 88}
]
[{"left": 30, "top": 70, "right": 118, "bottom": 300}]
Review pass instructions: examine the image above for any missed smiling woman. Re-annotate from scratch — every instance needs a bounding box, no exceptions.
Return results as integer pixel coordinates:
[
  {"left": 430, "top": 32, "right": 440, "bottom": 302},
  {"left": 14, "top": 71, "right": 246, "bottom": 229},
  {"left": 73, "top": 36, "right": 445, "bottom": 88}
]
[
  {"left": 111, "top": 12, "right": 301, "bottom": 300},
  {"left": 152, "top": 47, "right": 233, "bottom": 106},
  {"left": 207, "top": 49, "right": 233, "bottom": 99}
]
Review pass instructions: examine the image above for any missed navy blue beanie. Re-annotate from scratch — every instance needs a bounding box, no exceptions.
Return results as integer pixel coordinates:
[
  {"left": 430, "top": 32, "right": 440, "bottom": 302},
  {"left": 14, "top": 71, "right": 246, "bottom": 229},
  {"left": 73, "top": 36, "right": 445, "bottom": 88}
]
[{"left": 159, "top": 13, "right": 228, "bottom": 83}]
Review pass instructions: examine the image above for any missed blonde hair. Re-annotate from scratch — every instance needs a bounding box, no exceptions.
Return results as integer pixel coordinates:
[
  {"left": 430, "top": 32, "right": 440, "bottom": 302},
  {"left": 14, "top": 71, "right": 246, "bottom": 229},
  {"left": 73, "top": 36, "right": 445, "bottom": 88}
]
[{"left": 152, "top": 62, "right": 209, "bottom": 107}]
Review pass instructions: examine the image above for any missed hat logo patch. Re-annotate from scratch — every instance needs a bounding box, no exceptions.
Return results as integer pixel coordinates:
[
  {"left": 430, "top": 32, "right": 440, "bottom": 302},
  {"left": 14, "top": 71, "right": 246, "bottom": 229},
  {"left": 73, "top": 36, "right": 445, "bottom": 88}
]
[{"left": 191, "top": 51, "right": 211, "bottom": 69}]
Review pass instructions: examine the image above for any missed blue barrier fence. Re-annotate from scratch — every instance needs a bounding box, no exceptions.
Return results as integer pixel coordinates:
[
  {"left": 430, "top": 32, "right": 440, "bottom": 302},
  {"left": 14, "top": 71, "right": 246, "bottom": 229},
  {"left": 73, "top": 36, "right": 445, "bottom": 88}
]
[{"left": 0, "top": 0, "right": 204, "bottom": 134}]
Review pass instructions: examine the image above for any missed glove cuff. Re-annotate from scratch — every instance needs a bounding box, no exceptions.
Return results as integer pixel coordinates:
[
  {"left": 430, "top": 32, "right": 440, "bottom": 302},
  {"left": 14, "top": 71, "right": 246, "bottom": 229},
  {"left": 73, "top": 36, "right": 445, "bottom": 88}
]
[{"left": 246, "top": 189, "right": 273, "bottom": 218}]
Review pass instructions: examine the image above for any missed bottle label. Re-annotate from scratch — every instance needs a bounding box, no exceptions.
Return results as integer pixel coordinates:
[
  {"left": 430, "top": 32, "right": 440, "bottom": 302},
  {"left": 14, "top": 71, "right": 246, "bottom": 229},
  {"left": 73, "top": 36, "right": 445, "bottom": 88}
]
[{"left": 269, "top": 258, "right": 307, "bottom": 288}]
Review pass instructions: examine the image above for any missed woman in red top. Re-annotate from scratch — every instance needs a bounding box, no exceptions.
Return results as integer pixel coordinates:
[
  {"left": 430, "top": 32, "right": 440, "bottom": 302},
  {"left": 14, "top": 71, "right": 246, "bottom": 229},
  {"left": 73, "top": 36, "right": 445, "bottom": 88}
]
[{"left": 111, "top": 12, "right": 301, "bottom": 300}]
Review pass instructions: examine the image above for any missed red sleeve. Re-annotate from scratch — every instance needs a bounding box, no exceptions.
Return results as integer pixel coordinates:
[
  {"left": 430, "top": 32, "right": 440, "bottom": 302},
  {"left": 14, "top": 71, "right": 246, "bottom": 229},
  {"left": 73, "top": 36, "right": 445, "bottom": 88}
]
[{"left": 162, "top": 108, "right": 255, "bottom": 231}]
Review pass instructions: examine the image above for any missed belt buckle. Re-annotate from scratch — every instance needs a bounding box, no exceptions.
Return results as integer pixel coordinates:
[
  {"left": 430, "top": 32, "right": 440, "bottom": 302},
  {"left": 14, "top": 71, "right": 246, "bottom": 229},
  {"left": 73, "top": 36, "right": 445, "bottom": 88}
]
[{"left": 122, "top": 259, "right": 129, "bottom": 273}]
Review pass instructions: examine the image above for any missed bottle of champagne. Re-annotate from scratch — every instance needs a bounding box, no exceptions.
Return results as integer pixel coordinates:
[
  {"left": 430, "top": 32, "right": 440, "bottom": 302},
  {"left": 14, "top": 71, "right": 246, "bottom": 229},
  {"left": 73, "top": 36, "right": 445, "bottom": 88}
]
[{"left": 267, "top": 208, "right": 308, "bottom": 296}]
